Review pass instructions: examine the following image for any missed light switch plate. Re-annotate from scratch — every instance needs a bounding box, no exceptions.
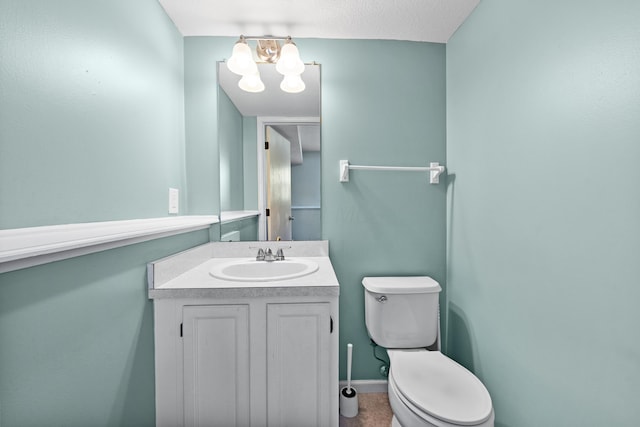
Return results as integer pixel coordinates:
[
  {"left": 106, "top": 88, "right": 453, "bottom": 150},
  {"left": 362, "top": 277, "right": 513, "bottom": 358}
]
[{"left": 168, "top": 188, "right": 179, "bottom": 214}]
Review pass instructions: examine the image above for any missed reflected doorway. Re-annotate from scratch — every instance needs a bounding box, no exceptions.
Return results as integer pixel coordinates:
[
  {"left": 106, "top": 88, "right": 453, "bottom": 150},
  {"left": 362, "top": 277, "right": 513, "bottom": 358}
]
[
  {"left": 258, "top": 117, "right": 321, "bottom": 241},
  {"left": 265, "top": 126, "right": 292, "bottom": 241}
]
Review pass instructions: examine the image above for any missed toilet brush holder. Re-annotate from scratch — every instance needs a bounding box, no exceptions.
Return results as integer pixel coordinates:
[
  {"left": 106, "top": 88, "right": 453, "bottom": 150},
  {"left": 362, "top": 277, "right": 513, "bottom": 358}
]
[
  {"left": 340, "top": 386, "right": 358, "bottom": 418},
  {"left": 340, "top": 343, "right": 359, "bottom": 418}
]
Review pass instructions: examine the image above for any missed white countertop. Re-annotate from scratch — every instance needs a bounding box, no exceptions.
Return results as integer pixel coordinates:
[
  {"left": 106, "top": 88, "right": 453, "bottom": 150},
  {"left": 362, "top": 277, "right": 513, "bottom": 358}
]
[{"left": 148, "top": 241, "right": 339, "bottom": 299}]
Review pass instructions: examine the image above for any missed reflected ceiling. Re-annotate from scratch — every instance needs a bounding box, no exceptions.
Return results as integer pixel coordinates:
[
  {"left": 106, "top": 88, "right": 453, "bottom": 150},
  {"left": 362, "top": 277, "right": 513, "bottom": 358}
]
[{"left": 219, "top": 64, "right": 320, "bottom": 117}]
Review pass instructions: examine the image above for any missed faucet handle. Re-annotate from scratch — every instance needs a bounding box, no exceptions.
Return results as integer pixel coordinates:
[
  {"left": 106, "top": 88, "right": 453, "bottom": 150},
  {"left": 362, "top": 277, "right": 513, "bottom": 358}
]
[
  {"left": 256, "top": 248, "right": 265, "bottom": 261},
  {"left": 275, "top": 248, "right": 285, "bottom": 261},
  {"left": 264, "top": 248, "right": 275, "bottom": 261}
]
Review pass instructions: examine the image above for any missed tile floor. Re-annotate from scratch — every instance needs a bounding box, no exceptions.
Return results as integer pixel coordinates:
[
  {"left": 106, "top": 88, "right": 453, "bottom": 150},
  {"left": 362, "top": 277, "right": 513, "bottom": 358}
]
[{"left": 339, "top": 392, "right": 393, "bottom": 427}]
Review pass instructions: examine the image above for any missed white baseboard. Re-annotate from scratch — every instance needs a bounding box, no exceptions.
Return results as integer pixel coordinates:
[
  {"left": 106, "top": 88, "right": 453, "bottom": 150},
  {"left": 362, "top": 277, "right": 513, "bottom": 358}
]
[{"left": 338, "top": 379, "right": 388, "bottom": 393}]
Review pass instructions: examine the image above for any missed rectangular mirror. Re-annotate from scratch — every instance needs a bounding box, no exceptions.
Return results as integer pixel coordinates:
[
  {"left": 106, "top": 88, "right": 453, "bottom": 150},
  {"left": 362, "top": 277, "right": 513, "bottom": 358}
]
[{"left": 217, "top": 62, "right": 321, "bottom": 241}]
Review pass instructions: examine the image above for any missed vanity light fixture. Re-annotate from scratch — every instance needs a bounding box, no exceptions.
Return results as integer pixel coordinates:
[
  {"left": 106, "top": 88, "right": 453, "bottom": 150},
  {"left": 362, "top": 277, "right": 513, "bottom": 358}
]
[
  {"left": 227, "top": 35, "right": 306, "bottom": 94},
  {"left": 227, "top": 37, "right": 257, "bottom": 76},
  {"left": 238, "top": 71, "right": 266, "bottom": 93},
  {"left": 280, "top": 73, "right": 306, "bottom": 93}
]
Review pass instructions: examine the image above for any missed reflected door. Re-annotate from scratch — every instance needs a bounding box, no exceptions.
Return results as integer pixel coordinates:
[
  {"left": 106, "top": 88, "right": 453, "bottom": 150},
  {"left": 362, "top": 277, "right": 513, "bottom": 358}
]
[{"left": 265, "top": 126, "right": 292, "bottom": 241}]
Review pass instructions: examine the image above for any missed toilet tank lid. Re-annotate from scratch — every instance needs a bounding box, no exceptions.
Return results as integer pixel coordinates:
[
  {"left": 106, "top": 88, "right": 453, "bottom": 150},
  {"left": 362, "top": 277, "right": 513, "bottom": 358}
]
[{"left": 362, "top": 276, "right": 441, "bottom": 294}]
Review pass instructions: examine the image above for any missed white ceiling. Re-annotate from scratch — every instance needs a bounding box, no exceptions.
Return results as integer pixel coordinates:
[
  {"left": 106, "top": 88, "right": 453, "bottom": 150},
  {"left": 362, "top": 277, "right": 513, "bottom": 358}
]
[{"left": 158, "top": 0, "right": 480, "bottom": 43}]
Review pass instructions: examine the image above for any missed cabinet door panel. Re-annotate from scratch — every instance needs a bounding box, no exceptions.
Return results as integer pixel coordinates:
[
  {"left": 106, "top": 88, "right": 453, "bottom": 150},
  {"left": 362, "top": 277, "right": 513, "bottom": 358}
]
[
  {"left": 183, "top": 305, "right": 250, "bottom": 427},
  {"left": 266, "top": 303, "right": 331, "bottom": 427}
]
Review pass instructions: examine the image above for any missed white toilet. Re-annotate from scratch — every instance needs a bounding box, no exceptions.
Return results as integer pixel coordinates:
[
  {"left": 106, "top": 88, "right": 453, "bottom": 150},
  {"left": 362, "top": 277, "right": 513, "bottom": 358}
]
[{"left": 362, "top": 276, "right": 494, "bottom": 427}]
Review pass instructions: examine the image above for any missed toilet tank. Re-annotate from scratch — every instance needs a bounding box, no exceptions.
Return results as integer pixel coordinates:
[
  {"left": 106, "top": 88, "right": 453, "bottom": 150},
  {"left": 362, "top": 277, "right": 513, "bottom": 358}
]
[{"left": 362, "top": 276, "right": 441, "bottom": 348}]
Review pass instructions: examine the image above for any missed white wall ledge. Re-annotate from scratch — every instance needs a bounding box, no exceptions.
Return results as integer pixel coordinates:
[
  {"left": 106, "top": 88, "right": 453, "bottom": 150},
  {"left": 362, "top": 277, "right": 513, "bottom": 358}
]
[
  {"left": 0, "top": 216, "right": 219, "bottom": 274},
  {"left": 220, "top": 210, "right": 260, "bottom": 224}
]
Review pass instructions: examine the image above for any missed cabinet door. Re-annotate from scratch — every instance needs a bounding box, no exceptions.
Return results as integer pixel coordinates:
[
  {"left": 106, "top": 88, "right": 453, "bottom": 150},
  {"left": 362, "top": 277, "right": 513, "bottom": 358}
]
[
  {"left": 183, "top": 305, "right": 250, "bottom": 427},
  {"left": 266, "top": 303, "right": 332, "bottom": 427}
]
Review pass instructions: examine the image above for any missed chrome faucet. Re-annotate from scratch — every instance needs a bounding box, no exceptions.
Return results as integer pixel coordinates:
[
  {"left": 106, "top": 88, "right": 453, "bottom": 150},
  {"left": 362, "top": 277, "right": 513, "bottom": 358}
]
[
  {"left": 264, "top": 248, "right": 276, "bottom": 262},
  {"left": 256, "top": 247, "right": 285, "bottom": 261}
]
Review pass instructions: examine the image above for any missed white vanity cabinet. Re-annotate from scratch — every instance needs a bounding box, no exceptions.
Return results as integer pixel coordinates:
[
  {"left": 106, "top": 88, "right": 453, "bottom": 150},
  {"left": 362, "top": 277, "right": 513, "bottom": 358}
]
[
  {"left": 153, "top": 294, "right": 338, "bottom": 427},
  {"left": 182, "top": 304, "right": 251, "bottom": 427},
  {"left": 149, "top": 241, "right": 340, "bottom": 427},
  {"left": 266, "top": 302, "right": 334, "bottom": 427}
]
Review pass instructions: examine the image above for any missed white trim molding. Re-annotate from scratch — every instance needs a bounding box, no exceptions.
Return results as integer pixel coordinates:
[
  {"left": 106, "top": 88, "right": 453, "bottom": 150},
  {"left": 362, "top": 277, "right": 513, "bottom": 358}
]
[
  {"left": 0, "top": 216, "right": 219, "bottom": 273},
  {"left": 220, "top": 210, "right": 260, "bottom": 224}
]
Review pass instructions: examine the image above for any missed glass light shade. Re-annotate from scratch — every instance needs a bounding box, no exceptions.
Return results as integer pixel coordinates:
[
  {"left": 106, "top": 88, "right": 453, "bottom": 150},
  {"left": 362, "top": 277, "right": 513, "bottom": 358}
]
[
  {"left": 280, "top": 74, "right": 305, "bottom": 93},
  {"left": 227, "top": 41, "right": 257, "bottom": 76},
  {"left": 239, "top": 72, "right": 265, "bottom": 93},
  {"left": 276, "top": 42, "right": 305, "bottom": 76}
]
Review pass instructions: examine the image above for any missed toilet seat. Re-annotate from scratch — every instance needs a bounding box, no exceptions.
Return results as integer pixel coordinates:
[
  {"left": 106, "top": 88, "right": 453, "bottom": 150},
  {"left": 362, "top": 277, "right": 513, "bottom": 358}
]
[{"left": 388, "top": 350, "right": 493, "bottom": 426}]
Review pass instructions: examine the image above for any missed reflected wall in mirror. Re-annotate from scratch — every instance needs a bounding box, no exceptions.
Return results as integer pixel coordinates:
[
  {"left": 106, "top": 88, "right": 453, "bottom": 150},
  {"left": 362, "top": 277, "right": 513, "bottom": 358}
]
[{"left": 217, "top": 62, "right": 321, "bottom": 241}]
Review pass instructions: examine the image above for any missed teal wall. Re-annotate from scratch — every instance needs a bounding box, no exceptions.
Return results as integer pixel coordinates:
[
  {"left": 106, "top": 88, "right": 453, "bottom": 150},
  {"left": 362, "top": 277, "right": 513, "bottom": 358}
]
[
  {"left": 220, "top": 217, "right": 260, "bottom": 242},
  {"left": 292, "top": 151, "right": 321, "bottom": 208},
  {"left": 218, "top": 88, "right": 245, "bottom": 211},
  {"left": 446, "top": 1, "right": 640, "bottom": 426},
  {"left": 183, "top": 39, "right": 225, "bottom": 215},
  {"left": 243, "top": 116, "right": 259, "bottom": 210},
  {"left": 185, "top": 38, "right": 447, "bottom": 380},
  {"left": 0, "top": 0, "right": 187, "bottom": 228},
  {"left": 0, "top": 232, "right": 210, "bottom": 426},
  {"left": 304, "top": 39, "right": 447, "bottom": 379},
  {"left": 0, "top": 1, "right": 213, "bottom": 425},
  {"left": 292, "top": 151, "right": 322, "bottom": 240}
]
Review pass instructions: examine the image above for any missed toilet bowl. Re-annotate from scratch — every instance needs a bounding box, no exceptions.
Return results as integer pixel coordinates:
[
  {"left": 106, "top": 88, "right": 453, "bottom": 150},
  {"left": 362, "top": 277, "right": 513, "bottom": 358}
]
[
  {"left": 362, "top": 276, "right": 494, "bottom": 427},
  {"left": 387, "top": 349, "right": 494, "bottom": 427}
]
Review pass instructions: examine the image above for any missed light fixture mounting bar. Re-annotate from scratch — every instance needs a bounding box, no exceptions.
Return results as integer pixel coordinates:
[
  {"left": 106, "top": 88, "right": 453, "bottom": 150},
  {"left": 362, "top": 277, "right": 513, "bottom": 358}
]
[{"left": 241, "top": 35, "right": 291, "bottom": 42}]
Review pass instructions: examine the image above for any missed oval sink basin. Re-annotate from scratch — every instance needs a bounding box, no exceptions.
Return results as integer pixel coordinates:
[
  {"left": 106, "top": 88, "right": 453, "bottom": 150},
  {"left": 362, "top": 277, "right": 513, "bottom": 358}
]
[{"left": 209, "top": 258, "right": 319, "bottom": 282}]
